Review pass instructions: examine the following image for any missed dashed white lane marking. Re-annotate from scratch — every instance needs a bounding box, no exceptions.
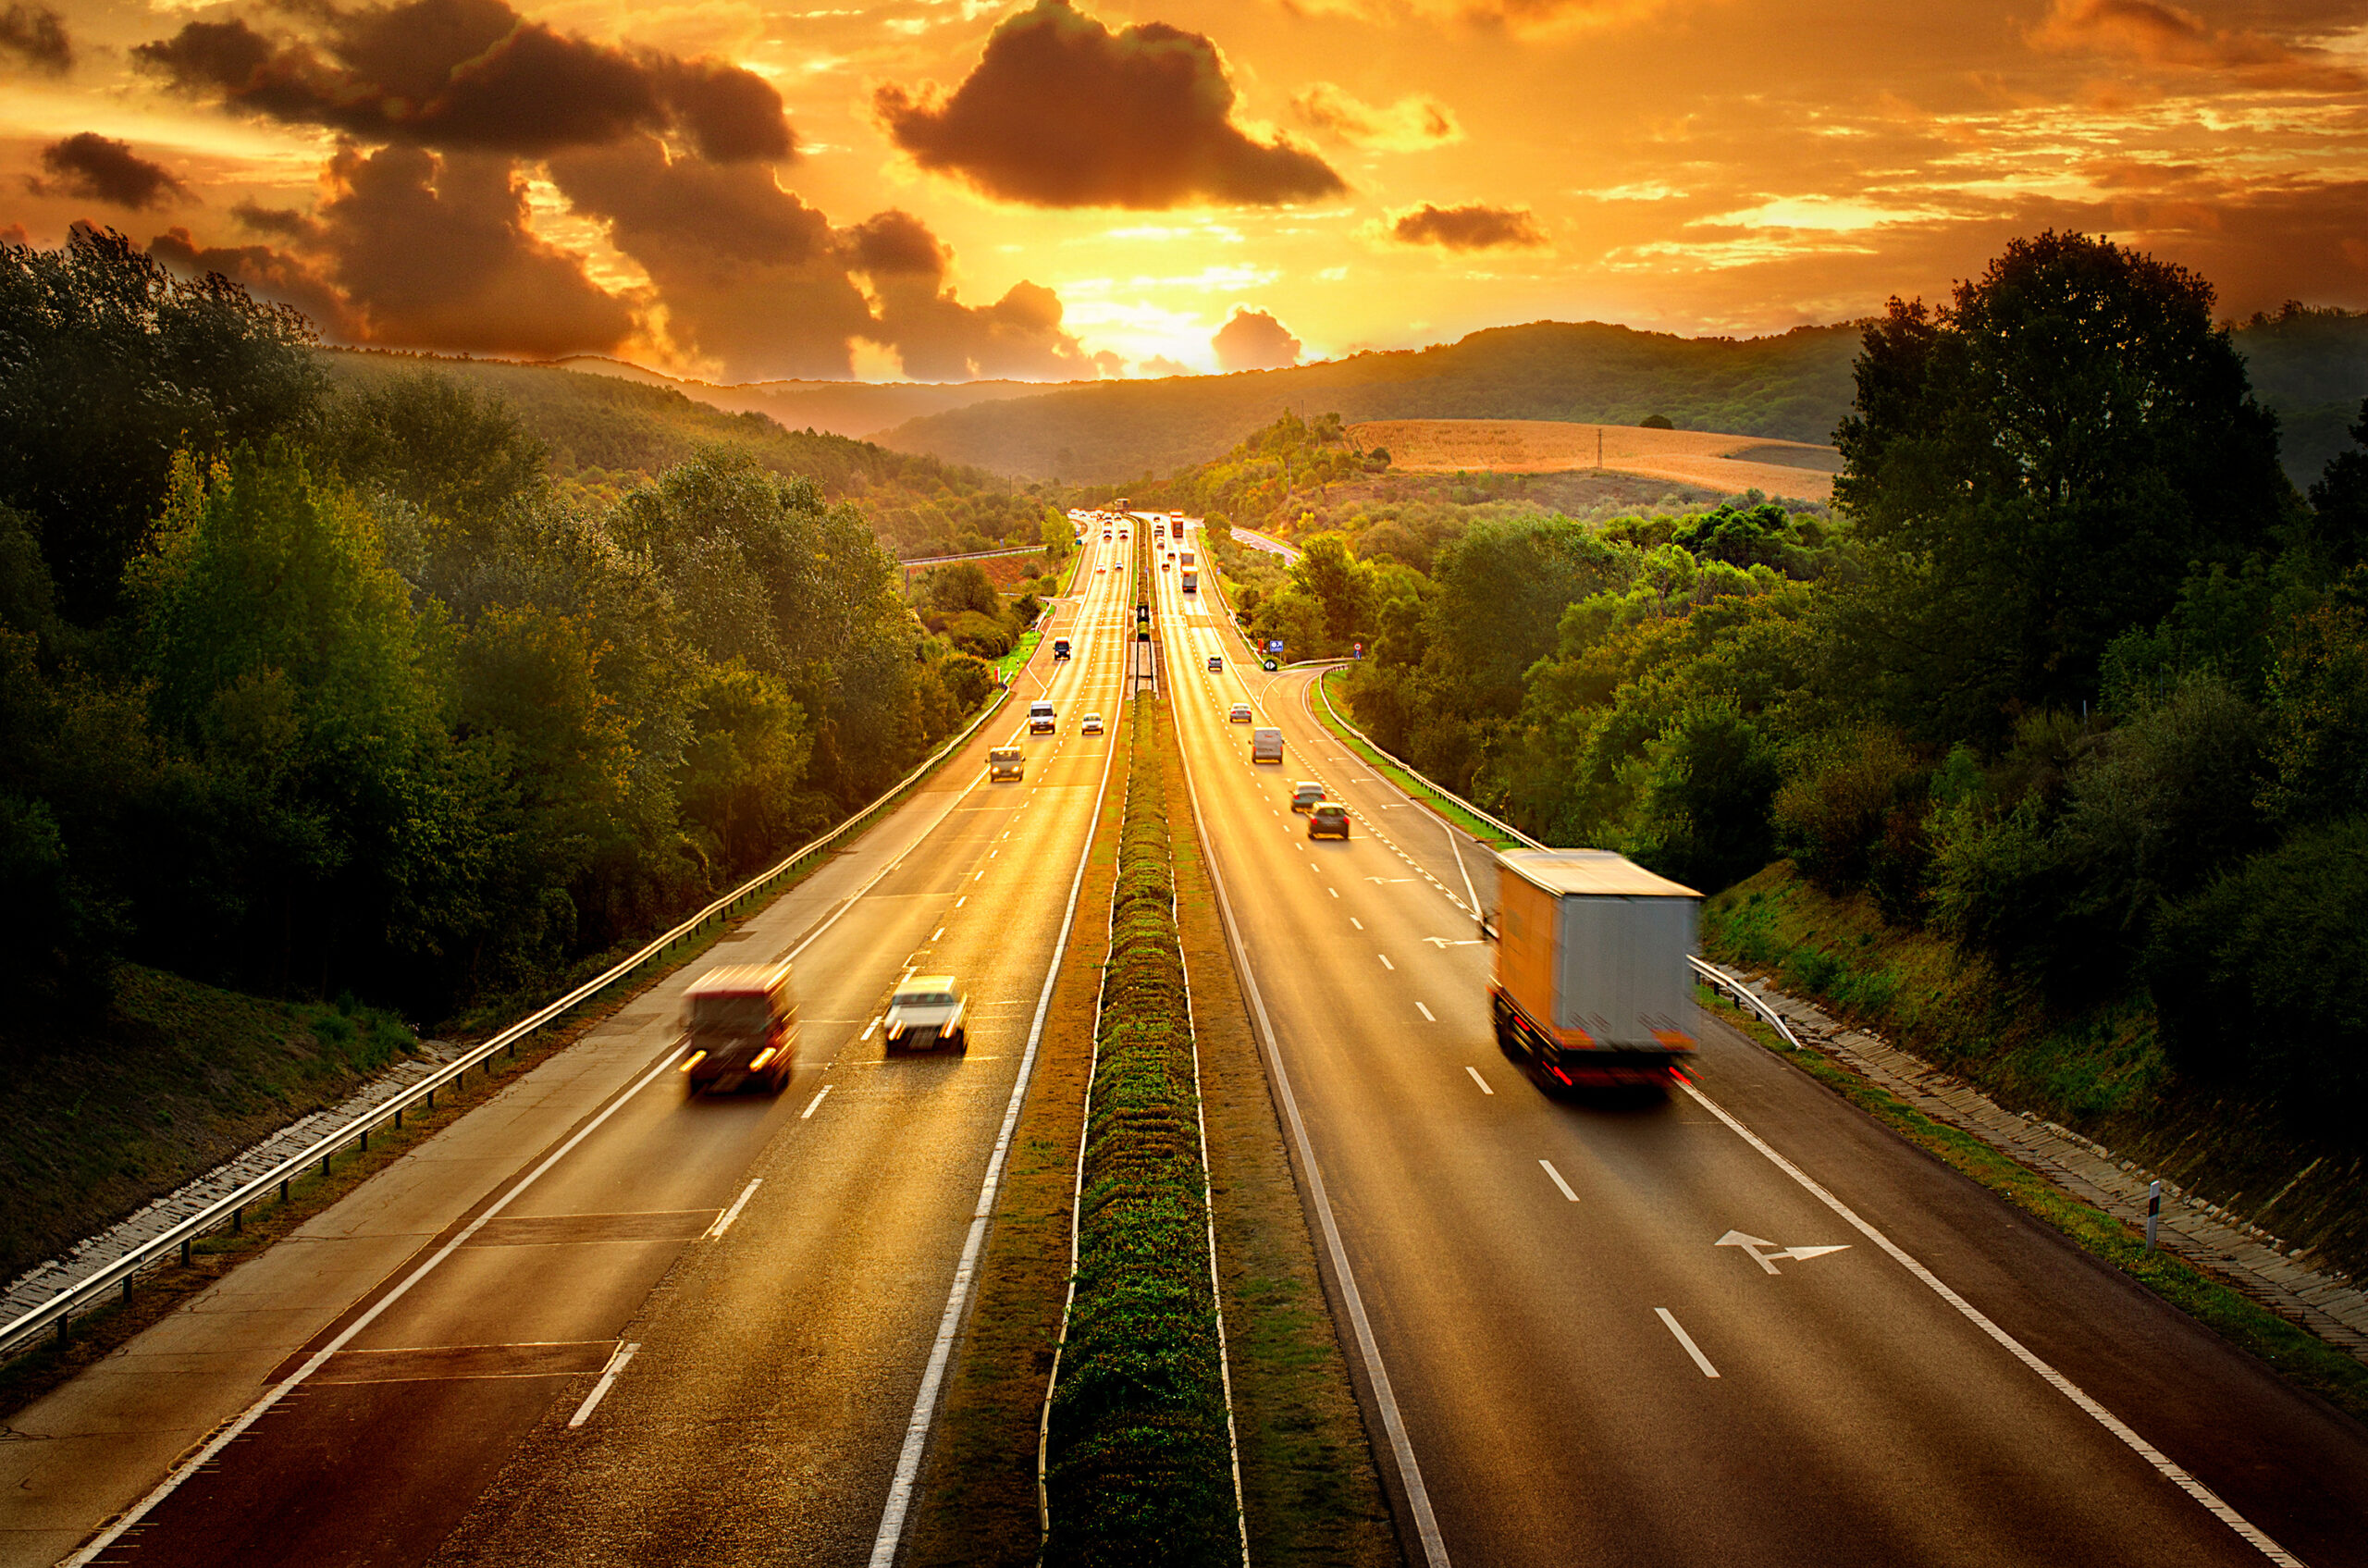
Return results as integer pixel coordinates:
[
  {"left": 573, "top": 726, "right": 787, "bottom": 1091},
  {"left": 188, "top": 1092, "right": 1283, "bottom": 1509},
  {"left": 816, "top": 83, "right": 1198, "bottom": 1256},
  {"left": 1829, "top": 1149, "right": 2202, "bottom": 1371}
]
[
  {"left": 1350, "top": 918, "right": 1364, "bottom": 931},
  {"left": 1655, "top": 1309, "right": 1719, "bottom": 1379},
  {"left": 568, "top": 1340, "right": 641, "bottom": 1426},
  {"left": 802, "top": 1084, "right": 833, "bottom": 1119},
  {"left": 1680, "top": 1081, "right": 2304, "bottom": 1565},
  {"left": 706, "top": 1179, "right": 762, "bottom": 1239},
  {"left": 1416, "top": 1002, "right": 1437, "bottom": 1021},
  {"left": 1377, "top": 953, "right": 1394, "bottom": 970},
  {"left": 931, "top": 927, "right": 944, "bottom": 940},
  {"left": 1464, "top": 1065, "right": 1493, "bottom": 1094},
  {"left": 1539, "top": 1159, "right": 1580, "bottom": 1202},
  {"left": 861, "top": 1016, "right": 882, "bottom": 1040},
  {"left": 1327, "top": 887, "right": 1339, "bottom": 898},
  {"left": 956, "top": 896, "right": 967, "bottom": 907}
]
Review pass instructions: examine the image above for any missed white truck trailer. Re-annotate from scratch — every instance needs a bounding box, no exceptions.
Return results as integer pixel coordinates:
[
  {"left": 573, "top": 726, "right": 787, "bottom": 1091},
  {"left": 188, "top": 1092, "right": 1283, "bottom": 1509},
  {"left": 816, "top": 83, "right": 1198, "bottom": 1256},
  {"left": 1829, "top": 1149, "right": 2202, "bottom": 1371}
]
[{"left": 1487, "top": 849, "right": 1699, "bottom": 1092}]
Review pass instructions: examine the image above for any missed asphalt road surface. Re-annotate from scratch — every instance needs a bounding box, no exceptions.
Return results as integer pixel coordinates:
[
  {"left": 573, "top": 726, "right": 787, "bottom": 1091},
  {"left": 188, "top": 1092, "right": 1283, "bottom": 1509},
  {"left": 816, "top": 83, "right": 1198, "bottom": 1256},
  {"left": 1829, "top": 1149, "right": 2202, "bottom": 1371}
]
[
  {"left": 68, "top": 526, "right": 1136, "bottom": 1568},
  {"left": 1150, "top": 523, "right": 2368, "bottom": 1568}
]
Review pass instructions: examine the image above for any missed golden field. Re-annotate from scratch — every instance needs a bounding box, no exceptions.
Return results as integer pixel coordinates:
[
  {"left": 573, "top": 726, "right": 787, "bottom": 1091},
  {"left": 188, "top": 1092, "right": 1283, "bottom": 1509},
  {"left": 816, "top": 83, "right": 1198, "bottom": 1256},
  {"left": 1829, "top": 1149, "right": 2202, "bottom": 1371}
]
[{"left": 1348, "top": 419, "right": 1839, "bottom": 502}]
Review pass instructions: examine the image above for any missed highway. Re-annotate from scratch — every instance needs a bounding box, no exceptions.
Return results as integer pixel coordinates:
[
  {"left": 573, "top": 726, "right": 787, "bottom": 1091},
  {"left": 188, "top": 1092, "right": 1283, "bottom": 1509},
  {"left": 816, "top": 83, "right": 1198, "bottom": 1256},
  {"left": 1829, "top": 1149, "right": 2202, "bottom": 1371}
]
[
  {"left": 1147, "top": 518, "right": 2368, "bottom": 1568},
  {"left": 39, "top": 524, "right": 1140, "bottom": 1568}
]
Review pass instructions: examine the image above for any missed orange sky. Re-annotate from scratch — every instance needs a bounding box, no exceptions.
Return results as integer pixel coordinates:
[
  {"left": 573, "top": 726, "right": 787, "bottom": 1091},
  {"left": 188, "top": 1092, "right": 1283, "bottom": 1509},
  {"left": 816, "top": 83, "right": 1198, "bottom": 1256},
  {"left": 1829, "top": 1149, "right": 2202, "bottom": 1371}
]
[{"left": 3, "top": 0, "right": 2362, "bottom": 381}]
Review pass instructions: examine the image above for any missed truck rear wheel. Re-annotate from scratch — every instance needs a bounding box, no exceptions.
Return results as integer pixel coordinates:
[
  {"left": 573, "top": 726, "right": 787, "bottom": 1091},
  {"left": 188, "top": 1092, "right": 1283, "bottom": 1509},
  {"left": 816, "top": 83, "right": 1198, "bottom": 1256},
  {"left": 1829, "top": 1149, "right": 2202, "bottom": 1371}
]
[{"left": 950, "top": 1027, "right": 968, "bottom": 1055}]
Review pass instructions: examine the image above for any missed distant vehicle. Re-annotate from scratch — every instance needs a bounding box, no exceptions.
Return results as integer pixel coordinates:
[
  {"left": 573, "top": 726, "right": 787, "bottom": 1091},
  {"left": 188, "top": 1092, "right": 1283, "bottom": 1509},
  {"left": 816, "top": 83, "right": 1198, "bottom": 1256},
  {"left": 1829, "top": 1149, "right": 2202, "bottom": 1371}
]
[
  {"left": 1308, "top": 802, "right": 1350, "bottom": 840},
  {"left": 989, "top": 747, "right": 1024, "bottom": 781},
  {"left": 1116, "top": 497, "right": 1130, "bottom": 511},
  {"left": 1029, "top": 700, "right": 1055, "bottom": 734},
  {"left": 1252, "top": 726, "right": 1284, "bottom": 764},
  {"left": 1161, "top": 559, "right": 1170, "bottom": 571},
  {"left": 1289, "top": 780, "right": 1325, "bottom": 812},
  {"left": 679, "top": 960, "right": 796, "bottom": 1093},
  {"left": 1486, "top": 849, "right": 1699, "bottom": 1093},
  {"left": 1228, "top": 702, "right": 1252, "bottom": 723},
  {"left": 1052, "top": 637, "right": 1071, "bottom": 661},
  {"left": 885, "top": 974, "right": 967, "bottom": 1054},
  {"left": 1119, "top": 529, "right": 1128, "bottom": 539},
  {"left": 1081, "top": 711, "right": 1104, "bottom": 734},
  {"left": 1207, "top": 654, "right": 1223, "bottom": 672},
  {"left": 1181, "top": 551, "right": 1196, "bottom": 568},
  {"left": 1181, "top": 569, "right": 1197, "bottom": 593},
  {"left": 1103, "top": 530, "right": 1111, "bottom": 540}
]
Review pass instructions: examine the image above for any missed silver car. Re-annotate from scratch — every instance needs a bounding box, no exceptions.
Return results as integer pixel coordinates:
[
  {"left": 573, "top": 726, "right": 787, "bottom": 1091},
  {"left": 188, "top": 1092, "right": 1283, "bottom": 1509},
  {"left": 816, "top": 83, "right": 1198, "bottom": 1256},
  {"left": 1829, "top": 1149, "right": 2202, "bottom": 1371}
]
[{"left": 885, "top": 974, "right": 968, "bottom": 1053}]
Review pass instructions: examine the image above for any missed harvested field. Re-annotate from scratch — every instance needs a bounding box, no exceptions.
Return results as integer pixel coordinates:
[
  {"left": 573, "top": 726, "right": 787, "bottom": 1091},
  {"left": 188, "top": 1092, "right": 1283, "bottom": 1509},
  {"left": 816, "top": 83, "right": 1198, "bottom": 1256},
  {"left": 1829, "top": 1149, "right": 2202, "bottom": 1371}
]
[{"left": 1350, "top": 418, "right": 1838, "bottom": 502}]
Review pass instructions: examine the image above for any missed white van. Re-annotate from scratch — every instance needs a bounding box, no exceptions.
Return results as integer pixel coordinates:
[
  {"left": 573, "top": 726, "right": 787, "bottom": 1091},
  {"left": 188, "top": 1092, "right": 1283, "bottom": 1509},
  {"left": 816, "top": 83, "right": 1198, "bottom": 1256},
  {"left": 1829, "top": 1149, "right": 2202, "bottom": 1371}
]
[
  {"left": 1252, "top": 727, "right": 1284, "bottom": 764},
  {"left": 1029, "top": 700, "right": 1056, "bottom": 734}
]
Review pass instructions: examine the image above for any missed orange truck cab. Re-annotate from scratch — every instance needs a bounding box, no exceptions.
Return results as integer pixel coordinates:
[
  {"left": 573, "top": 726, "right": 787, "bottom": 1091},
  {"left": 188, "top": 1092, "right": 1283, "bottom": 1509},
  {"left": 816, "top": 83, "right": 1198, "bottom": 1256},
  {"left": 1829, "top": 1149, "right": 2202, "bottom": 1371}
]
[
  {"left": 679, "top": 960, "right": 796, "bottom": 1093},
  {"left": 1486, "top": 850, "right": 1698, "bottom": 1093}
]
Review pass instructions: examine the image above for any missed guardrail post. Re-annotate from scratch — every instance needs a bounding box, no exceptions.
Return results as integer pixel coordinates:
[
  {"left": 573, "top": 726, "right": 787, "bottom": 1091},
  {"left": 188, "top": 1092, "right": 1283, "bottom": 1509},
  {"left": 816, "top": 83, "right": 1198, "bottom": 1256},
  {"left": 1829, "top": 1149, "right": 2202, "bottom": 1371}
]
[
  {"left": 231, "top": 1205, "right": 241, "bottom": 1235},
  {"left": 56, "top": 1315, "right": 67, "bottom": 1345},
  {"left": 122, "top": 1278, "right": 131, "bottom": 1304},
  {"left": 179, "top": 1240, "right": 191, "bottom": 1267},
  {"left": 426, "top": 1088, "right": 435, "bottom": 1110},
  {"left": 279, "top": 1178, "right": 290, "bottom": 1204},
  {"left": 359, "top": 1128, "right": 368, "bottom": 1154}
]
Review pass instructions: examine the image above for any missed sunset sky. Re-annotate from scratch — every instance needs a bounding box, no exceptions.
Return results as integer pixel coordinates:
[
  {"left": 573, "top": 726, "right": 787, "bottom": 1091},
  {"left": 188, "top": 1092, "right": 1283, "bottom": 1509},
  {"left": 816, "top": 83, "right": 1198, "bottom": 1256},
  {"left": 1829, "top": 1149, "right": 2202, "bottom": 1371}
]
[{"left": 3, "top": 0, "right": 2362, "bottom": 383}]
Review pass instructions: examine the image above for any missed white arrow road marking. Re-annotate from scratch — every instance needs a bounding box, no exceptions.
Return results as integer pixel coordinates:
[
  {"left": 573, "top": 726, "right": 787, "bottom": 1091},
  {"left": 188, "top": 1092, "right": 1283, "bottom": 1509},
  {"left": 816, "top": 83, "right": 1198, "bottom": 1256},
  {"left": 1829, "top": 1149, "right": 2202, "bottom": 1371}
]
[
  {"left": 1421, "top": 937, "right": 1485, "bottom": 947},
  {"left": 1366, "top": 877, "right": 1415, "bottom": 883},
  {"left": 1717, "top": 1229, "right": 1851, "bottom": 1274}
]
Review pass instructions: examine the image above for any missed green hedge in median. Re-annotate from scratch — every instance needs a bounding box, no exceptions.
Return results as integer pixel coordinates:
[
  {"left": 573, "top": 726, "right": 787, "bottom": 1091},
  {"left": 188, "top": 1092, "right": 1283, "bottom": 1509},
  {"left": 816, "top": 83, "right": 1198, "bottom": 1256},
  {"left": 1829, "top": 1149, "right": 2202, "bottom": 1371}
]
[{"left": 1044, "top": 698, "right": 1239, "bottom": 1568}]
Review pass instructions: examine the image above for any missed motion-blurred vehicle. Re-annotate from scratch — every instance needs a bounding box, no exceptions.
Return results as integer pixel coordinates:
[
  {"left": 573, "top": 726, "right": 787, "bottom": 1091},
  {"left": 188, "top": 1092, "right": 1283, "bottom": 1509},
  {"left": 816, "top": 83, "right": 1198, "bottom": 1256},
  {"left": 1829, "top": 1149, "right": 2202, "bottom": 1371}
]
[
  {"left": 1081, "top": 711, "right": 1104, "bottom": 734},
  {"left": 1252, "top": 726, "right": 1284, "bottom": 763},
  {"left": 1290, "top": 781, "right": 1325, "bottom": 812},
  {"left": 1181, "top": 569, "right": 1197, "bottom": 593},
  {"left": 989, "top": 747, "right": 1024, "bottom": 781},
  {"left": 1486, "top": 849, "right": 1699, "bottom": 1093},
  {"left": 1308, "top": 802, "right": 1350, "bottom": 840},
  {"left": 1030, "top": 700, "right": 1056, "bottom": 734},
  {"left": 1207, "top": 655, "right": 1223, "bottom": 671},
  {"left": 1228, "top": 702, "right": 1252, "bottom": 723},
  {"left": 885, "top": 975, "right": 967, "bottom": 1054},
  {"left": 679, "top": 961, "right": 796, "bottom": 1093}
]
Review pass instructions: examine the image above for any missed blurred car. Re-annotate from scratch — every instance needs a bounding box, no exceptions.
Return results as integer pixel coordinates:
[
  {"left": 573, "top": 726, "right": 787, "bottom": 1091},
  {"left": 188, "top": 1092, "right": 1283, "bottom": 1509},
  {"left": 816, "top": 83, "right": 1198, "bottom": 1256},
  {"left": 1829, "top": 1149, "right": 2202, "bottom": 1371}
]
[
  {"left": 1207, "top": 655, "right": 1223, "bottom": 672},
  {"left": 988, "top": 747, "right": 1024, "bottom": 781},
  {"left": 1228, "top": 702, "right": 1252, "bottom": 723},
  {"left": 680, "top": 961, "right": 796, "bottom": 1093},
  {"left": 1081, "top": 711, "right": 1104, "bottom": 734},
  {"left": 1309, "top": 802, "right": 1350, "bottom": 840},
  {"left": 1290, "top": 781, "right": 1325, "bottom": 812},
  {"left": 885, "top": 974, "right": 967, "bottom": 1053}
]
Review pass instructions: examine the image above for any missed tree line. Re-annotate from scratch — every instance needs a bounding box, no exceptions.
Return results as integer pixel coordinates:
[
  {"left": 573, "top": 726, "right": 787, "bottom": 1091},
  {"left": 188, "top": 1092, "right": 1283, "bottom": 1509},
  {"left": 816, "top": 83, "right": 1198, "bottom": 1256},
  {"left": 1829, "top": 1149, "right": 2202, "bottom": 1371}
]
[
  {"left": 1, "top": 228, "right": 995, "bottom": 1031},
  {"left": 1236, "top": 234, "right": 2368, "bottom": 1128}
]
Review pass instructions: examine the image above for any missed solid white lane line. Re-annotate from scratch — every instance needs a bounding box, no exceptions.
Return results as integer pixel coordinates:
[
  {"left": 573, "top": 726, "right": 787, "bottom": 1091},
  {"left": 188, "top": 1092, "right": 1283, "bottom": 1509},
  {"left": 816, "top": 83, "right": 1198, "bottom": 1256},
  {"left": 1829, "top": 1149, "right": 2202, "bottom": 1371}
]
[
  {"left": 706, "top": 1179, "right": 762, "bottom": 1240},
  {"left": 65, "top": 1043, "right": 689, "bottom": 1565},
  {"left": 1377, "top": 953, "right": 1394, "bottom": 970},
  {"left": 861, "top": 1016, "right": 882, "bottom": 1040},
  {"left": 567, "top": 1341, "right": 641, "bottom": 1426},
  {"left": 1679, "top": 1080, "right": 2303, "bottom": 1565},
  {"left": 1655, "top": 1310, "right": 1719, "bottom": 1378},
  {"left": 868, "top": 673, "right": 1119, "bottom": 1568},
  {"left": 1464, "top": 1065, "right": 1493, "bottom": 1095},
  {"left": 1539, "top": 1159, "right": 1579, "bottom": 1202},
  {"left": 802, "top": 1085, "right": 833, "bottom": 1119},
  {"left": 1416, "top": 1003, "right": 1437, "bottom": 1021}
]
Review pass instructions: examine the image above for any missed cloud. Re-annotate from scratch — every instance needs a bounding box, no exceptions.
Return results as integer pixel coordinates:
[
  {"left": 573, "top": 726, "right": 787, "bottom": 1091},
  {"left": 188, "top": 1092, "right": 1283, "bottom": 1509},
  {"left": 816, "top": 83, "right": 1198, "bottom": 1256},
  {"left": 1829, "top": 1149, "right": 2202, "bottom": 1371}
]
[
  {"left": 874, "top": 0, "right": 1345, "bottom": 209},
  {"left": 1388, "top": 202, "right": 1547, "bottom": 250},
  {"left": 0, "top": 2, "right": 68, "bottom": 73},
  {"left": 1291, "top": 83, "right": 1462, "bottom": 151},
  {"left": 1211, "top": 306, "right": 1300, "bottom": 371},
  {"left": 147, "top": 228, "right": 356, "bottom": 336},
  {"left": 279, "top": 144, "right": 637, "bottom": 354},
  {"left": 1139, "top": 355, "right": 1191, "bottom": 377},
  {"left": 27, "top": 135, "right": 191, "bottom": 210},
  {"left": 837, "top": 205, "right": 1094, "bottom": 380},
  {"left": 134, "top": 0, "right": 791, "bottom": 161},
  {"left": 2029, "top": 0, "right": 2363, "bottom": 90}
]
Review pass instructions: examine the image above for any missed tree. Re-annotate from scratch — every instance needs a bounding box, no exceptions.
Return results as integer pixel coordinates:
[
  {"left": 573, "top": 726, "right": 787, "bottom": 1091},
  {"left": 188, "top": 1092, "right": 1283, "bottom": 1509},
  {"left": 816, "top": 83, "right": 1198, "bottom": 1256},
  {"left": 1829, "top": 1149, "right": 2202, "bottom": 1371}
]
[
  {"left": 0, "top": 228, "right": 326, "bottom": 621},
  {"left": 2307, "top": 398, "right": 2368, "bottom": 569},
  {"left": 1832, "top": 232, "right": 2288, "bottom": 740}
]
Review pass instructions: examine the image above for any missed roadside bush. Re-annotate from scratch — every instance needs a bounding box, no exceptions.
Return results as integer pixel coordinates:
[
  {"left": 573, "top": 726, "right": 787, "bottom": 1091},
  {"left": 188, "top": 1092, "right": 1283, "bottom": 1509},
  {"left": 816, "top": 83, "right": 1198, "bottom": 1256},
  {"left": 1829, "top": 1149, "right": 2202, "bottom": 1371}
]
[
  {"left": 1772, "top": 727, "right": 1929, "bottom": 916},
  {"left": 943, "top": 610, "right": 1015, "bottom": 659}
]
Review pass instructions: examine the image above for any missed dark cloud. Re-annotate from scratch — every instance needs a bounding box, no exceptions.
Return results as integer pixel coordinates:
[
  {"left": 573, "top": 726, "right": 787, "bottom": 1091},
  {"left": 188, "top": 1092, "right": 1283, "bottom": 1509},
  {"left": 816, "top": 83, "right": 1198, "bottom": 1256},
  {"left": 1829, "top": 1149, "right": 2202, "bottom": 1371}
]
[
  {"left": 1290, "top": 83, "right": 1460, "bottom": 151},
  {"left": 135, "top": 0, "right": 791, "bottom": 161},
  {"left": 2030, "top": 0, "right": 2364, "bottom": 90},
  {"left": 1211, "top": 307, "right": 1300, "bottom": 371},
  {"left": 874, "top": 0, "right": 1344, "bottom": 209},
  {"left": 866, "top": 270, "right": 1095, "bottom": 382},
  {"left": 147, "top": 227, "right": 357, "bottom": 336},
  {"left": 549, "top": 137, "right": 870, "bottom": 378},
  {"left": 28, "top": 135, "right": 189, "bottom": 210},
  {"left": 844, "top": 209, "right": 946, "bottom": 278},
  {"left": 0, "top": 3, "right": 69, "bottom": 74},
  {"left": 1388, "top": 202, "right": 1548, "bottom": 251}
]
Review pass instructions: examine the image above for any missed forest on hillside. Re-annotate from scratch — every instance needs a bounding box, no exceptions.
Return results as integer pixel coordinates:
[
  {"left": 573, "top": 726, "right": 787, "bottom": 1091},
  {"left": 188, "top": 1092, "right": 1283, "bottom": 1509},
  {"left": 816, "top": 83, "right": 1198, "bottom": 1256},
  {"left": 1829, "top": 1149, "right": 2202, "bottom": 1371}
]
[
  {"left": 0, "top": 228, "right": 1005, "bottom": 1031},
  {"left": 884, "top": 310, "right": 2368, "bottom": 490},
  {"left": 1243, "top": 234, "right": 2368, "bottom": 1142}
]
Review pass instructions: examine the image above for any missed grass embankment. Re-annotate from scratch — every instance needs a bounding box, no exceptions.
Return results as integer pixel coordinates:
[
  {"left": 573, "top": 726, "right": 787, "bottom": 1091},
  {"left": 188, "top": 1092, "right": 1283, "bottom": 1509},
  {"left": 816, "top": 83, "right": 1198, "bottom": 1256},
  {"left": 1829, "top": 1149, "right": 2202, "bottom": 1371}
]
[
  {"left": 1704, "top": 865, "right": 2368, "bottom": 1285},
  {"left": 1313, "top": 670, "right": 1528, "bottom": 850},
  {"left": 1043, "top": 698, "right": 1238, "bottom": 1564}
]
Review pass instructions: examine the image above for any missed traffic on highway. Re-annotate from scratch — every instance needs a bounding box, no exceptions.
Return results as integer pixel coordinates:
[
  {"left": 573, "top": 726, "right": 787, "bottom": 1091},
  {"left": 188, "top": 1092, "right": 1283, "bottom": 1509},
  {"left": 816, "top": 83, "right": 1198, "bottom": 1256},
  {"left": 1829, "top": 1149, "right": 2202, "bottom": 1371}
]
[{"left": 11, "top": 512, "right": 2364, "bottom": 1568}]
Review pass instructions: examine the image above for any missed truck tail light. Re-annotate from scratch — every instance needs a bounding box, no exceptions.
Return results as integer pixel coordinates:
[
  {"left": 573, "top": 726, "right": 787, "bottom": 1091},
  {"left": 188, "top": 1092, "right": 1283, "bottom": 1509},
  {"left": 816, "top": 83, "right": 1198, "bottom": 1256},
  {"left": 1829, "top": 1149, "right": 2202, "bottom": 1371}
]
[
  {"left": 678, "top": 1050, "right": 706, "bottom": 1073},
  {"left": 750, "top": 1047, "right": 777, "bottom": 1070}
]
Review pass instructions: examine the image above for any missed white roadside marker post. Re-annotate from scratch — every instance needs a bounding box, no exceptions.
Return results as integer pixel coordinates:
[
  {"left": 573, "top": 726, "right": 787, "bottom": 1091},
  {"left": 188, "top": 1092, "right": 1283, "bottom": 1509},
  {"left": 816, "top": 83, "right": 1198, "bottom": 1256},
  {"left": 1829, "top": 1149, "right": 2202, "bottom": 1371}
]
[{"left": 2147, "top": 1179, "right": 2162, "bottom": 1252}]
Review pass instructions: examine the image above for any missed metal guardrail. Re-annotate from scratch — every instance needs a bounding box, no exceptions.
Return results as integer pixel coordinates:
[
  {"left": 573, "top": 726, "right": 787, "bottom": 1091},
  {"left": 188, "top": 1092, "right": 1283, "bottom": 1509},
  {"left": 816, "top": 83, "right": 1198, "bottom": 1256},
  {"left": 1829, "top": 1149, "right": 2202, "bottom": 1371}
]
[
  {"left": 0, "top": 682, "right": 1019, "bottom": 1359},
  {"left": 1311, "top": 674, "right": 1547, "bottom": 850},
  {"left": 1688, "top": 956, "right": 1807, "bottom": 1050}
]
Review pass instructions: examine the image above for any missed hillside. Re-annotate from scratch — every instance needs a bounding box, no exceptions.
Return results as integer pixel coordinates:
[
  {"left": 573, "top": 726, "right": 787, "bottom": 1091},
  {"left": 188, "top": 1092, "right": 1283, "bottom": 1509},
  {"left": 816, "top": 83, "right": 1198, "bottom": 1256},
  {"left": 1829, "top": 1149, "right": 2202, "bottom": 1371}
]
[
  {"left": 320, "top": 350, "right": 1044, "bottom": 557},
  {"left": 879, "top": 312, "right": 2367, "bottom": 488},
  {"left": 1354, "top": 418, "right": 1838, "bottom": 502},
  {"left": 879, "top": 321, "right": 1866, "bottom": 482},
  {"left": 549, "top": 357, "right": 1067, "bottom": 439}
]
